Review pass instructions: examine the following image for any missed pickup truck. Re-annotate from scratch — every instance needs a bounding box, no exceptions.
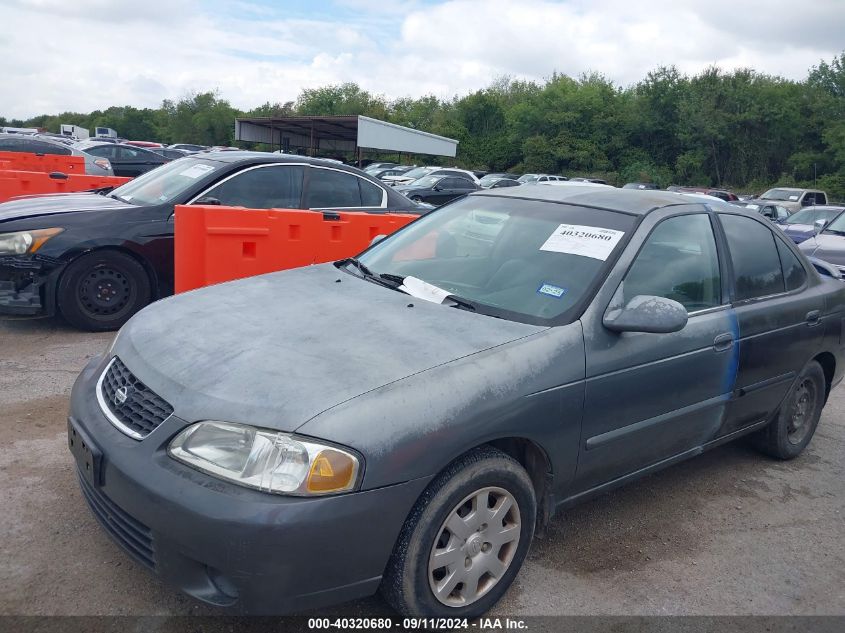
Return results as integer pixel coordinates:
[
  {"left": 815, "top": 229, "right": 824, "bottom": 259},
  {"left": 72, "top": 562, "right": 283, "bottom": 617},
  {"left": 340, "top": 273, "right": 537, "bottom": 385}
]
[{"left": 758, "top": 187, "right": 828, "bottom": 212}]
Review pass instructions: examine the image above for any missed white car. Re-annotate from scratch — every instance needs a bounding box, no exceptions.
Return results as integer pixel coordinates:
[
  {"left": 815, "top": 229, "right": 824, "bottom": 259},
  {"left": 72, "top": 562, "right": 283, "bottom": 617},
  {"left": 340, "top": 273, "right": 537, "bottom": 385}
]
[
  {"left": 382, "top": 166, "right": 440, "bottom": 186},
  {"left": 428, "top": 168, "right": 481, "bottom": 184}
]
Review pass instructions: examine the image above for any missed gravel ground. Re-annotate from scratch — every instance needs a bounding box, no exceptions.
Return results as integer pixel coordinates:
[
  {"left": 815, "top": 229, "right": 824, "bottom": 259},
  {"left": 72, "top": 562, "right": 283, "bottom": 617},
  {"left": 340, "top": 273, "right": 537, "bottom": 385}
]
[{"left": 1, "top": 316, "right": 843, "bottom": 620}]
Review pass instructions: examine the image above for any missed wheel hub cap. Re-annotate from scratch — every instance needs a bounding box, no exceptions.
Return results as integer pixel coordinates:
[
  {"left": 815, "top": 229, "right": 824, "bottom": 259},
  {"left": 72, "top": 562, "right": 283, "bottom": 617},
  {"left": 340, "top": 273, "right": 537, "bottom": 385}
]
[{"left": 428, "top": 486, "right": 521, "bottom": 607}]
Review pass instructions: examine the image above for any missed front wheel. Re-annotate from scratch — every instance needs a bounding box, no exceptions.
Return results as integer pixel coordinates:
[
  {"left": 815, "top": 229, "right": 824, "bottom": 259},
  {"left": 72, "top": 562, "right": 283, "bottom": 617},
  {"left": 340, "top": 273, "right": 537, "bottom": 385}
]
[
  {"left": 751, "top": 360, "right": 826, "bottom": 459},
  {"left": 382, "top": 447, "right": 536, "bottom": 618},
  {"left": 58, "top": 250, "right": 152, "bottom": 331}
]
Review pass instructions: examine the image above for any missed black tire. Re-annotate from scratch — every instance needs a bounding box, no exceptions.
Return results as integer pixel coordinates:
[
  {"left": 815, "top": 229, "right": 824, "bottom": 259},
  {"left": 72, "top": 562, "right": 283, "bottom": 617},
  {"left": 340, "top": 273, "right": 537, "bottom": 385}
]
[
  {"left": 751, "top": 360, "right": 826, "bottom": 460},
  {"left": 58, "top": 250, "right": 152, "bottom": 332},
  {"left": 382, "top": 446, "right": 536, "bottom": 618}
]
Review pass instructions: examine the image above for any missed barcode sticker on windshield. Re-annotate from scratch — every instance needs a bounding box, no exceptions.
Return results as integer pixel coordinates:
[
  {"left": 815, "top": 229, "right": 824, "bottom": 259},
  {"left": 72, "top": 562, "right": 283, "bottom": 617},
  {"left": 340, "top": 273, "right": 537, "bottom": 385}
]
[
  {"left": 540, "top": 224, "right": 625, "bottom": 260},
  {"left": 179, "top": 164, "right": 215, "bottom": 179}
]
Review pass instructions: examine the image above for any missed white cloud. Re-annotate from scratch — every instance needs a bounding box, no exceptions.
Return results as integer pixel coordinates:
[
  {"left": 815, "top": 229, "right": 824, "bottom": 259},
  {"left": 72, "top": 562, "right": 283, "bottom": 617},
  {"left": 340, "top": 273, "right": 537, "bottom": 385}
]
[{"left": 1, "top": 0, "right": 843, "bottom": 120}]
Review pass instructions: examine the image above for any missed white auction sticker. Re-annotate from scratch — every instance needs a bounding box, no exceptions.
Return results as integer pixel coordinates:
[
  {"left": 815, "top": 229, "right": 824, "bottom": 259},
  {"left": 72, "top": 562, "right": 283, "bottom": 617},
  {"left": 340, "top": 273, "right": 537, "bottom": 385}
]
[
  {"left": 179, "top": 164, "right": 215, "bottom": 179},
  {"left": 540, "top": 224, "right": 625, "bottom": 260},
  {"left": 399, "top": 276, "right": 452, "bottom": 304}
]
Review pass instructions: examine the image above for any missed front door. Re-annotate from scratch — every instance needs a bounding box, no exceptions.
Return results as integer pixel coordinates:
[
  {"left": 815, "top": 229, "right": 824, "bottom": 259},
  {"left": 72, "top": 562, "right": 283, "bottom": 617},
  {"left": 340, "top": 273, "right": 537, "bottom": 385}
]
[{"left": 576, "top": 211, "right": 738, "bottom": 491}]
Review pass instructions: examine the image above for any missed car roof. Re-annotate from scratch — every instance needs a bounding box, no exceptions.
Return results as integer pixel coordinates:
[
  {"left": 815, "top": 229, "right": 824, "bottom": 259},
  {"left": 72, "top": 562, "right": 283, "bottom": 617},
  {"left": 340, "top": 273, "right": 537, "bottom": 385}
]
[{"left": 472, "top": 183, "right": 742, "bottom": 216}]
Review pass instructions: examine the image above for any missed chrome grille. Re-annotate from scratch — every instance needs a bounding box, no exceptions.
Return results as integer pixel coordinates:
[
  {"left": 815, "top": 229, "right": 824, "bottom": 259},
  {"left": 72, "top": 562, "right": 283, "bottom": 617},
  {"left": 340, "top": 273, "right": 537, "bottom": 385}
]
[{"left": 98, "top": 357, "right": 173, "bottom": 439}]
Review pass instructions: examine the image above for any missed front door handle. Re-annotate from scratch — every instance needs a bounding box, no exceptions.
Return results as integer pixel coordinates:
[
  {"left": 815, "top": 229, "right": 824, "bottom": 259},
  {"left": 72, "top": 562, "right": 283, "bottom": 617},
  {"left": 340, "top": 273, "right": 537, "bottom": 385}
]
[
  {"left": 806, "top": 310, "right": 821, "bottom": 326},
  {"left": 713, "top": 333, "right": 734, "bottom": 352}
]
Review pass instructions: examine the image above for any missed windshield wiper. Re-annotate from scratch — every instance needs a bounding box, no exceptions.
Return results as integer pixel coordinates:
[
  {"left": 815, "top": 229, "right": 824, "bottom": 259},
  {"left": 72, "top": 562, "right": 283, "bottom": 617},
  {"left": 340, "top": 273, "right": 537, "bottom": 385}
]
[
  {"left": 824, "top": 229, "right": 845, "bottom": 236},
  {"left": 337, "top": 259, "right": 408, "bottom": 292},
  {"left": 336, "top": 256, "right": 373, "bottom": 278},
  {"left": 445, "top": 294, "right": 478, "bottom": 312}
]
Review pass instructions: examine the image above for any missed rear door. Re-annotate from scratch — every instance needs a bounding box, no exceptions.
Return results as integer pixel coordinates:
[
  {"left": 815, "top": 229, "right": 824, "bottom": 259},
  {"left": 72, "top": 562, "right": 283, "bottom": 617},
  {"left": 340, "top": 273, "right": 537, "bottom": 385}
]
[
  {"left": 715, "top": 212, "right": 825, "bottom": 435},
  {"left": 577, "top": 208, "right": 738, "bottom": 490}
]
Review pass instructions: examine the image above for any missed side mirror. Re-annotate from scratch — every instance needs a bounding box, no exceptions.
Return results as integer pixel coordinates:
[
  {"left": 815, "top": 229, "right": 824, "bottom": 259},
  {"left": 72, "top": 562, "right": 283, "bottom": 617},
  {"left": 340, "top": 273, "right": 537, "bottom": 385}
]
[
  {"left": 814, "top": 219, "right": 827, "bottom": 235},
  {"left": 369, "top": 234, "right": 387, "bottom": 247},
  {"left": 603, "top": 295, "right": 688, "bottom": 334},
  {"left": 193, "top": 197, "right": 221, "bottom": 206}
]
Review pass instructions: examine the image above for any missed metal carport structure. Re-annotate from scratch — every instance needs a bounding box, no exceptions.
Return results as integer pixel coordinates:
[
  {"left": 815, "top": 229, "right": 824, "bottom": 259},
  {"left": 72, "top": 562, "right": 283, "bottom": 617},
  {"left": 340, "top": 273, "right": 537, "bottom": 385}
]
[{"left": 234, "top": 115, "right": 458, "bottom": 161}]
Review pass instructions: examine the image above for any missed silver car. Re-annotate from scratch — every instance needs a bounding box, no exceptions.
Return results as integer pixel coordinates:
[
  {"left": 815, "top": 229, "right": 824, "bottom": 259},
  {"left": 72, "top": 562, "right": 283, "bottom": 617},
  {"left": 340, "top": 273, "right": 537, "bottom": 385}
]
[{"left": 0, "top": 133, "right": 114, "bottom": 176}]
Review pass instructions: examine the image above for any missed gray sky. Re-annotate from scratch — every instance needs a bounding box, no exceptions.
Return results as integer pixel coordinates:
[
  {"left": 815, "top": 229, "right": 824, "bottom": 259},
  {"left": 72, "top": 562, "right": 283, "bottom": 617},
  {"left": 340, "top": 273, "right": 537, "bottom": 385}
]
[{"left": 2, "top": 0, "right": 843, "bottom": 119}]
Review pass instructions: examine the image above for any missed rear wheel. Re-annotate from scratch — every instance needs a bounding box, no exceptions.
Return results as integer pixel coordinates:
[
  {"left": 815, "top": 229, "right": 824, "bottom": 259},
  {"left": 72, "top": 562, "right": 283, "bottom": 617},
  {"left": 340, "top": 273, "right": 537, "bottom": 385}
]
[
  {"left": 58, "top": 250, "right": 151, "bottom": 331},
  {"left": 382, "top": 447, "right": 535, "bottom": 618},
  {"left": 751, "top": 360, "right": 825, "bottom": 459}
]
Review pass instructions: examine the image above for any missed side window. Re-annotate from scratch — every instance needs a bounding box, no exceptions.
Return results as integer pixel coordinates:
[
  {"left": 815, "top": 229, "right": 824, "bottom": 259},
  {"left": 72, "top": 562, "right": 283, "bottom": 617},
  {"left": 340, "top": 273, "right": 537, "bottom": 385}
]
[
  {"left": 118, "top": 146, "right": 143, "bottom": 159},
  {"left": 816, "top": 193, "right": 827, "bottom": 205},
  {"left": 29, "top": 140, "right": 71, "bottom": 155},
  {"left": 776, "top": 239, "right": 807, "bottom": 291},
  {"left": 203, "top": 165, "right": 304, "bottom": 209},
  {"left": 305, "top": 168, "right": 362, "bottom": 208},
  {"left": 622, "top": 214, "right": 721, "bottom": 312},
  {"left": 0, "top": 137, "right": 24, "bottom": 151},
  {"left": 86, "top": 145, "right": 117, "bottom": 159},
  {"left": 358, "top": 178, "right": 384, "bottom": 207},
  {"left": 802, "top": 192, "right": 816, "bottom": 206},
  {"left": 439, "top": 178, "right": 459, "bottom": 188},
  {"left": 720, "top": 214, "right": 785, "bottom": 300}
]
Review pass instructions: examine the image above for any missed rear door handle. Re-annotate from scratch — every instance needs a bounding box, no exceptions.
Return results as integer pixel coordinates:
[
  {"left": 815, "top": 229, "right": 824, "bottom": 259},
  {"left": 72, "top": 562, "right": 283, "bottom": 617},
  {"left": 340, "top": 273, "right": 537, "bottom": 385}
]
[
  {"left": 806, "top": 310, "right": 821, "bottom": 326},
  {"left": 713, "top": 333, "right": 734, "bottom": 352}
]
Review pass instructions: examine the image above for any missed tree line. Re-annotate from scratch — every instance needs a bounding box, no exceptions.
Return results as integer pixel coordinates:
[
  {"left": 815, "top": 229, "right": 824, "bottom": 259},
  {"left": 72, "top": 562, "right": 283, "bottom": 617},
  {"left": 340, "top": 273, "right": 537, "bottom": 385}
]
[{"left": 3, "top": 52, "right": 844, "bottom": 198}]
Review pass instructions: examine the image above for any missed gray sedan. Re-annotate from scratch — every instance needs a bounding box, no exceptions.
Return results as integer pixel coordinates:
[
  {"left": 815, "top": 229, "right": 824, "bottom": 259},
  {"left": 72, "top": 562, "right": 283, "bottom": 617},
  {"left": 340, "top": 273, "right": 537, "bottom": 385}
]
[
  {"left": 67, "top": 186, "right": 845, "bottom": 617},
  {"left": 0, "top": 133, "right": 114, "bottom": 175},
  {"left": 799, "top": 211, "right": 845, "bottom": 277}
]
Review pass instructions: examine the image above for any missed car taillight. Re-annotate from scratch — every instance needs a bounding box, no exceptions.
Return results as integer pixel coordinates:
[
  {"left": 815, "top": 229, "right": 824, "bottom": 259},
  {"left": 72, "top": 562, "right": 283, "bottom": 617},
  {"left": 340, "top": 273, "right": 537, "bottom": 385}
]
[{"left": 94, "top": 158, "right": 111, "bottom": 171}]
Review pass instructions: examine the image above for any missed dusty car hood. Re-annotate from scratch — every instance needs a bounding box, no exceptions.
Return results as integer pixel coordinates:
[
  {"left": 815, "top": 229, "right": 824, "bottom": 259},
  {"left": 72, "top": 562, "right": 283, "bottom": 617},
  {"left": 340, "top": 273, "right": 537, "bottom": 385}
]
[
  {"left": 113, "top": 264, "right": 545, "bottom": 431},
  {"left": 799, "top": 234, "right": 845, "bottom": 268},
  {"left": 0, "top": 192, "right": 132, "bottom": 223}
]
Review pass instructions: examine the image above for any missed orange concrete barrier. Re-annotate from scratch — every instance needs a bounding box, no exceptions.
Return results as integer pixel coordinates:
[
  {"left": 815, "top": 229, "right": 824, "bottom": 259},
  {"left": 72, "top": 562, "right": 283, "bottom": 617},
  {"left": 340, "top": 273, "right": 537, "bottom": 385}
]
[
  {"left": 174, "top": 205, "right": 419, "bottom": 293},
  {"left": 0, "top": 151, "right": 86, "bottom": 173},
  {"left": 0, "top": 170, "right": 131, "bottom": 203}
]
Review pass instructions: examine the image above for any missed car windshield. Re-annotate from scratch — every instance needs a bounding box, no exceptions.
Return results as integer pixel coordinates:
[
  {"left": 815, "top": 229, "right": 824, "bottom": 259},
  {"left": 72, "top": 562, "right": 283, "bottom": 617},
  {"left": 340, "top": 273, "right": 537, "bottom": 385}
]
[
  {"left": 410, "top": 175, "right": 444, "bottom": 188},
  {"left": 518, "top": 174, "right": 539, "bottom": 182},
  {"left": 785, "top": 207, "right": 843, "bottom": 225},
  {"left": 357, "top": 196, "right": 635, "bottom": 325},
  {"left": 824, "top": 213, "right": 845, "bottom": 234},
  {"left": 760, "top": 188, "right": 801, "bottom": 201},
  {"left": 108, "top": 157, "right": 219, "bottom": 205},
  {"left": 399, "top": 167, "right": 431, "bottom": 180}
]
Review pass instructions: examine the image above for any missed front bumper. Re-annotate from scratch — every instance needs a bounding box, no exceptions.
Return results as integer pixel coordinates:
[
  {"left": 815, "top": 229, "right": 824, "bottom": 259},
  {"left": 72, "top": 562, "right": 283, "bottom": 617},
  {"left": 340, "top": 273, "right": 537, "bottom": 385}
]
[
  {"left": 0, "top": 254, "right": 62, "bottom": 317},
  {"left": 68, "top": 355, "right": 431, "bottom": 615}
]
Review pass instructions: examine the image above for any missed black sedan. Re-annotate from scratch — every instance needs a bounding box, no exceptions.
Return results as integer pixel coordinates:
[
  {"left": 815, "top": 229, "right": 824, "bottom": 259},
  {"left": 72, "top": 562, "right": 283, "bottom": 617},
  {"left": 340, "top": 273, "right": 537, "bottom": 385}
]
[
  {"left": 394, "top": 174, "right": 479, "bottom": 205},
  {"left": 67, "top": 186, "right": 844, "bottom": 617},
  {"left": 0, "top": 153, "right": 427, "bottom": 330},
  {"left": 74, "top": 141, "right": 169, "bottom": 177}
]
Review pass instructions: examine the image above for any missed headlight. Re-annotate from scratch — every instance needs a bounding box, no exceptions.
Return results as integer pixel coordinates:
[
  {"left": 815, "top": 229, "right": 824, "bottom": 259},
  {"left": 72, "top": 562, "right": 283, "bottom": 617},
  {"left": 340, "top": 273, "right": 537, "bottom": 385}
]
[
  {"left": 168, "top": 421, "right": 361, "bottom": 496},
  {"left": 0, "top": 228, "right": 64, "bottom": 256}
]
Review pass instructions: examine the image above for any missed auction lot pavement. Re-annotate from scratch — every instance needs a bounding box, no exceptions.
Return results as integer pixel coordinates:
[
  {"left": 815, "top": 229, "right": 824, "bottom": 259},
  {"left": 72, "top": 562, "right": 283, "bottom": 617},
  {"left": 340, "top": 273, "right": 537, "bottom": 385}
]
[{"left": 1, "top": 316, "right": 844, "bottom": 619}]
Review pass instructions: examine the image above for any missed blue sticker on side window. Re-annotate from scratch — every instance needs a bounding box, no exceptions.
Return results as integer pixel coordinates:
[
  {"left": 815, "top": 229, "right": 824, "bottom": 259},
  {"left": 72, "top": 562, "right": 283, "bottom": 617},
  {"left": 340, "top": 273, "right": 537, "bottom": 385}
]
[{"left": 537, "top": 283, "right": 567, "bottom": 298}]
